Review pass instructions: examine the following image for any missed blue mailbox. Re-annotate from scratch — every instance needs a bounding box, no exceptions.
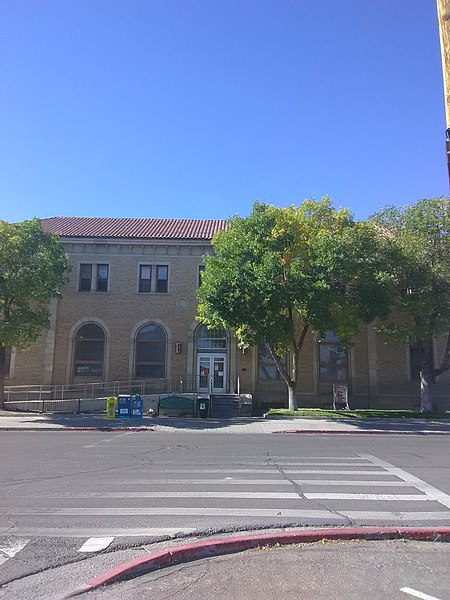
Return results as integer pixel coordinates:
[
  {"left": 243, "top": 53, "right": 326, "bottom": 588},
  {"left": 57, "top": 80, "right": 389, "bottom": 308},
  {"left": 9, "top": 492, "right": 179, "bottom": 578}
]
[
  {"left": 131, "top": 394, "right": 143, "bottom": 418},
  {"left": 117, "top": 395, "right": 131, "bottom": 418}
]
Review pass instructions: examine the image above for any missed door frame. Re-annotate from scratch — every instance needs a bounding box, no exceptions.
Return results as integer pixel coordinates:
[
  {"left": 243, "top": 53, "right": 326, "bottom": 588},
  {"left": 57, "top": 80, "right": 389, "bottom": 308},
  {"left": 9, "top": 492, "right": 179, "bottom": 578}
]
[{"left": 197, "top": 353, "right": 227, "bottom": 393}]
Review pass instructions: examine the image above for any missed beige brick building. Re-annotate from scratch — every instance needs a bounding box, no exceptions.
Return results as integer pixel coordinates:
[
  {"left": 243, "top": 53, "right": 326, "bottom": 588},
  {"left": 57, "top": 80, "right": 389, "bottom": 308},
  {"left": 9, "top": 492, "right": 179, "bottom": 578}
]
[{"left": 5, "top": 216, "right": 450, "bottom": 412}]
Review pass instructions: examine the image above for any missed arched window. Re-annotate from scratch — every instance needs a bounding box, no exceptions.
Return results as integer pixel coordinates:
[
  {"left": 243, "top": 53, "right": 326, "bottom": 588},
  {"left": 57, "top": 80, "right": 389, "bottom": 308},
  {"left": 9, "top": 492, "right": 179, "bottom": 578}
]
[
  {"left": 135, "top": 324, "right": 166, "bottom": 378},
  {"left": 196, "top": 326, "right": 227, "bottom": 352},
  {"left": 319, "top": 331, "right": 348, "bottom": 383},
  {"left": 74, "top": 323, "right": 105, "bottom": 377}
]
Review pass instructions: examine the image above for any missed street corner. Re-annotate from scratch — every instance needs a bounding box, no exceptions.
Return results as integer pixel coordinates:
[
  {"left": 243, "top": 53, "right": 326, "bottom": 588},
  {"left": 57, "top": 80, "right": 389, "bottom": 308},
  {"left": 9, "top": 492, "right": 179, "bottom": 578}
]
[{"left": 75, "top": 526, "right": 450, "bottom": 595}]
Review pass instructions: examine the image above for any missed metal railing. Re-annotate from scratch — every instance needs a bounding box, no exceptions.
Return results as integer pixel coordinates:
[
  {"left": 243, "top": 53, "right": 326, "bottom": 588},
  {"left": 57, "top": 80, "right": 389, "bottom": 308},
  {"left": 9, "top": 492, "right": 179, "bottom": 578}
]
[
  {"left": 4, "top": 375, "right": 248, "bottom": 414},
  {"left": 4, "top": 375, "right": 206, "bottom": 412}
]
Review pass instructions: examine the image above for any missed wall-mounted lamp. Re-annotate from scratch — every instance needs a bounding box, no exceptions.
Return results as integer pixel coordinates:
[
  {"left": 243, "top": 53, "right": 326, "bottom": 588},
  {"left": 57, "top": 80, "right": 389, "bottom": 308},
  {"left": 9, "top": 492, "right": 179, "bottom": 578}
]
[{"left": 175, "top": 342, "right": 182, "bottom": 354}]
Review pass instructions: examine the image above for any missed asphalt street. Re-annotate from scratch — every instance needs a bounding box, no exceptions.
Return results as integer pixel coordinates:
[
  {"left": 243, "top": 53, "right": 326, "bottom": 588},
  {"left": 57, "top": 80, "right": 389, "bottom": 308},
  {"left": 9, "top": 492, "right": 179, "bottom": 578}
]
[{"left": 0, "top": 430, "right": 449, "bottom": 597}]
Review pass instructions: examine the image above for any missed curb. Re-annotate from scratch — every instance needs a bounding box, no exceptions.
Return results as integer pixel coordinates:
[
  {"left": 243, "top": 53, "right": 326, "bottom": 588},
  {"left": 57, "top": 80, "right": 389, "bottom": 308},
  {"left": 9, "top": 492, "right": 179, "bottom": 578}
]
[
  {"left": 270, "top": 429, "right": 450, "bottom": 435},
  {"left": 0, "top": 426, "right": 448, "bottom": 434},
  {"left": 66, "top": 526, "right": 450, "bottom": 596},
  {"left": 0, "top": 426, "right": 156, "bottom": 432}
]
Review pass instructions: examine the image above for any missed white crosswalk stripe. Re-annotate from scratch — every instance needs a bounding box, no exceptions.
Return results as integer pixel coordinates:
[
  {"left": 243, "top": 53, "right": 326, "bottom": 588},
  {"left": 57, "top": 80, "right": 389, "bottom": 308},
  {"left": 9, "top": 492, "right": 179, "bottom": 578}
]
[
  {"left": 1, "top": 452, "right": 450, "bottom": 572},
  {"left": 77, "top": 536, "right": 115, "bottom": 552},
  {"left": 0, "top": 539, "right": 29, "bottom": 566}
]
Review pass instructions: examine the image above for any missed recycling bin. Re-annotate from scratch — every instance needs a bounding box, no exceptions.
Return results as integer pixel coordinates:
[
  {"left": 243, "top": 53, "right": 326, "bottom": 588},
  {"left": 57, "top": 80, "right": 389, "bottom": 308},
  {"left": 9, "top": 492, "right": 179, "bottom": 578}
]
[
  {"left": 117, "top": 395, "right": 131, "bottom": 417},
  {"left": 131, "top": 394, "right": 143, "bottom": 418},
  {"left": 105, "top": 396, "right": 118, "bottom": 418},
  {"left": 197, "top": 398, "right": 209, "bottom": 418}
]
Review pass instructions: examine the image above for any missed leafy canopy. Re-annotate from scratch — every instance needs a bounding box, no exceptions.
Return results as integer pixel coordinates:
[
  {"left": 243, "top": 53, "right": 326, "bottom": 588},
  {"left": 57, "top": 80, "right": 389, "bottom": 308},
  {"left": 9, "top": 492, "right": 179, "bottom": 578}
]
[
  {"left": 0, "top": 218, "right": 69, "bottom": 349},
  {"left": 198, "top": 198, "right": 392, "bottom": 358},
  {"left": 370, "top": 197, "right": 450, "bottom": 341}
]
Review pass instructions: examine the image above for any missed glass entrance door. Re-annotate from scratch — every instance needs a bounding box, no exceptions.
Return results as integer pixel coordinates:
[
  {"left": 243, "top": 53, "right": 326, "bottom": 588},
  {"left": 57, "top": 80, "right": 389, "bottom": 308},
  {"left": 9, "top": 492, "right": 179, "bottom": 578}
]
[{"left": 197, "top": 354, "right": 227, "bottom": 393}]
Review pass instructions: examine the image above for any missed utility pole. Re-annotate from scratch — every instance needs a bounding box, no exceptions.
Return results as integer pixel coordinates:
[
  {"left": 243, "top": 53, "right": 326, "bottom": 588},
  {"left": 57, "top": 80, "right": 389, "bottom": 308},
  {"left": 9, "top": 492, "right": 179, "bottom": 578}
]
[{"left": 437, "top": 0, "right": 450, "bottom": 182}]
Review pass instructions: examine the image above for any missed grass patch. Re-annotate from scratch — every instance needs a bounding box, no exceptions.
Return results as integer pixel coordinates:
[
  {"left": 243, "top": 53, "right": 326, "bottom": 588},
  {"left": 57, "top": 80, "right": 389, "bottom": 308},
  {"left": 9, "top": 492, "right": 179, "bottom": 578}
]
[{"left": 267, "top": 408, "right": 450, "bottom": 419}]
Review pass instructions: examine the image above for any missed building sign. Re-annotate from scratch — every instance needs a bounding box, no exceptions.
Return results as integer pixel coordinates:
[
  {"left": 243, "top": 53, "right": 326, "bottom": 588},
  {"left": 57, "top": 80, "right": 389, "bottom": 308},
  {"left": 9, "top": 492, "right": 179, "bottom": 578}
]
[{"left": 332, "top": 384, "right": 349, "bottom": 409}]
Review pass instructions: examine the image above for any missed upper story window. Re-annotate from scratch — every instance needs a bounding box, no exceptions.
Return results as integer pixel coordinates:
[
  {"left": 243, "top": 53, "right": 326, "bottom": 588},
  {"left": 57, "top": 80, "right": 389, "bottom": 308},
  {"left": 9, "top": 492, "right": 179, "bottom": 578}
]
[
  {"left": 258, "top": 343, "right": 286, "bottom": 380},
  {"left": 79, "top": 263, "right": 109, "bottom": 292},
  {"left": 319, "top": 331, "right": 348, "bottom": 383},
  {"left": 73, "top": 323, "right": 105, "bottom": 377},
  {"left": 156, "top": 265, "right": 168, "bottom": 293},
  {"left": 96, "top": 264, "right": 109, "bottom": 292},
  {"left": 139, "top": 265, "right": 152, "bottom": 293},
  {"left": 137, "top": 264, "right": 169, "bottom": 293},
  {"left": 79, "top": 264, "right": 92, "bottom": 291}
]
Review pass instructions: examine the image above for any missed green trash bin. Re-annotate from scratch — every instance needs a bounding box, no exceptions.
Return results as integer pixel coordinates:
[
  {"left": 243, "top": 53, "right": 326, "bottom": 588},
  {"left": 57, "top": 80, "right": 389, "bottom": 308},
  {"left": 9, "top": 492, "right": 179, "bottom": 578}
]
[{"left": 198, "top": 398, "right": 209, "bottom": 418}]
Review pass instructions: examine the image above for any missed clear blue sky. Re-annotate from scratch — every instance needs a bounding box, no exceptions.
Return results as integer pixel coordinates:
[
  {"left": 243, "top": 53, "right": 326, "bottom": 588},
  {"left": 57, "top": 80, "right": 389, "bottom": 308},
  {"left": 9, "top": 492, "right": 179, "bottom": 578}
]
[{"left": 1, "top": 0, "right": 447, "bottom": 223}]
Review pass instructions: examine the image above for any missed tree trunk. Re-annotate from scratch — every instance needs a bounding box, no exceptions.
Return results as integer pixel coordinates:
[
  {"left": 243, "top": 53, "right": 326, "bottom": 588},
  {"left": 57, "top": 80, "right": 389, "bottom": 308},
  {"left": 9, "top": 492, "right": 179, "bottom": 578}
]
[
  {"left": 287, "top": 381, "right": 297, "bottom": 411},
  {"left": 0, "top": 346, "right": 5, "bottom": 411},
  {"left": 420, "top": 367, "right": 434, "bottom": 413},
  {"left": 420, "top": 339, "right": 436, "bottom": 412}
]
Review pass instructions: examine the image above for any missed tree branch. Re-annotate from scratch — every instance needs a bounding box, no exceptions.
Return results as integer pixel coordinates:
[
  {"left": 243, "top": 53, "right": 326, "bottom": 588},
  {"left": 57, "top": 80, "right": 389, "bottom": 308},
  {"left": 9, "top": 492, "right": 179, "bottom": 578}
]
[
  {"left": 433, "top": 330, "right": 450, "bottom": 377},
  {"left": 268, "top": 345, "right": 292, "bottom": 385},
  {"left": 296, "top": 323, "right": 309, "bottom": 352}
]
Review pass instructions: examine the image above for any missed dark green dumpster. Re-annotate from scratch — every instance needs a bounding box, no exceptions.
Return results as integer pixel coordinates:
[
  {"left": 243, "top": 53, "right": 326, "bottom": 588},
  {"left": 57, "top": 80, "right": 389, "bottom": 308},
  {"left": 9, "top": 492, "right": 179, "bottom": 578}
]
[{"left": 197, "top": 398, "right": 209, "bottom": 418}]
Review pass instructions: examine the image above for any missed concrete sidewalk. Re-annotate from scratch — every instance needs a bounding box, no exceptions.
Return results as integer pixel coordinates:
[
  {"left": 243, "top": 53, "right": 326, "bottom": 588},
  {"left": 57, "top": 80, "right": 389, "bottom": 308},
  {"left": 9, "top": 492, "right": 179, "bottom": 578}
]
[
  {"left": 74, "top": 532, "right": 450, "bottom": 600},
  {"left": 73, "top": 527, "right": 450, "bottom": 599},
  {"left": 0, "top": 409, "right": 449, "bottom": 434}
]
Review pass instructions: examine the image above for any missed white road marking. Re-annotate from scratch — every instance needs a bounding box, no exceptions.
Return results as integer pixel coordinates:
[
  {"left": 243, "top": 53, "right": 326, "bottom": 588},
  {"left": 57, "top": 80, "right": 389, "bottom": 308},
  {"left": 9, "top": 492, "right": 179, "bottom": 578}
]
[
  {"left": 270, "top": 456, "right": 368, "bottom": 460},
  {"left": 269, "top": 462, "right": 378, "bottom": 467},
  {"left": 3, "top": 507, "right": 342, "bottom": 518},
  {"left": 78, "top": 537, "right": 115, "bottom": 553},
  {"left": 13, "top": 491, "right": 299, "bottom": 499},
  {"left": 294, "top": 480, "right": 410, "bottom": 487},
  {"left": 344, "top": 511, "right": 450, "bottom": 521},
  {"left": 361, "top": 454, "right": 450, "bottom": 510},
  {"left": 304, "top": 493, "right": 432, "bottom": 501},
  {"left": 285, "top": 470, "right": 390, "bottom": 475},
  {"left": 18, "top": 479, "right": 293, "bottom": 489},
  {"left": 4, "top": 528, "right": 197, "bottom": 538},
  {"left": 400, "top": 587, "right": 442, "bottom": 600},
  {"left": 0, "top": 539, "right": 29, "bottom": 566},
  {"left": 118, "top": 468, "right": 283, "bottom": 473},
  {"left": 98, "top": 467, "right": 384, "bottom": 474}
]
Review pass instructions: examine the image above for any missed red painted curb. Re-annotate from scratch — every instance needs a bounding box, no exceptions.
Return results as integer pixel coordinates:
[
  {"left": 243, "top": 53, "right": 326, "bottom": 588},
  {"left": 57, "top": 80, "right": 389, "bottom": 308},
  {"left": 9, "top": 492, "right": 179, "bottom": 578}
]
[
  {"left": 270, "top": 429, "right": 449, "bottom": 435},
  {"left": 63, "top": 427, "right": 156, "bottom": 432},
  {"left": 84, "top": 527, "right": 450, "bottom": 591},
  {"left": 0, "top": 426, "right": 156, "bottom": 432}
]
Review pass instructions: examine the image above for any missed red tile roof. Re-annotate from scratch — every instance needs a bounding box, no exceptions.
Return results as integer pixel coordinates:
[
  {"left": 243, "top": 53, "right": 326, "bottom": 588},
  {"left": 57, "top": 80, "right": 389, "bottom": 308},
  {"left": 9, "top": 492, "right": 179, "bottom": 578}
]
[{"left": 41, "top": 216, "right": 227, "bottom": 240}]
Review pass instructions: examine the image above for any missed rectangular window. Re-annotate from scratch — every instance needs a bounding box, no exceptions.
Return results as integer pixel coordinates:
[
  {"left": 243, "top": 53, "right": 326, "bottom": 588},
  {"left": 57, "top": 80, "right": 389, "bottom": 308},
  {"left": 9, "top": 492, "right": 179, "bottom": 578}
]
[
  {"left": 258, "top": 343, "right": 286, "bottom": 380},
  {"left": 139, "top": 265, "right": 152, "bottom": 293},
  {"left": 96, "top": 264, "right": 109, "bottom": 292},
  {"left": 156, "top": 265, "right": 168, "bottom": 293},
  {"left": 79, "top": 264, "right": 92, "bottom": 291},
  {"left": 319, "top": 332, "right": 348, "bottom": 383}
]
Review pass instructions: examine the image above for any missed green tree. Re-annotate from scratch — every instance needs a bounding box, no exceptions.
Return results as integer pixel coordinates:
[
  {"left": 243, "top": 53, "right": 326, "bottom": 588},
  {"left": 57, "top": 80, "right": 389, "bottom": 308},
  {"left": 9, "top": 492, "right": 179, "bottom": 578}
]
[
  {"left": 0, "top": 219, "right": 68, "bottom": 408},
  {"left": 197, "top": 198, "right": 392, "bottom": 410},
  {"left": 371, "top": 197, "right": 450, "bottom": 412}
]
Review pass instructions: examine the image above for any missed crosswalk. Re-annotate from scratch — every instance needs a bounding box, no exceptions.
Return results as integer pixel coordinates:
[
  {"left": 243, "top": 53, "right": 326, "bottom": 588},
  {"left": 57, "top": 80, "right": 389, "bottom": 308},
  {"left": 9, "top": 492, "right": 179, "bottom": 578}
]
[{"left": 1, "top": 453, "right": 450, "bottom": 574}]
